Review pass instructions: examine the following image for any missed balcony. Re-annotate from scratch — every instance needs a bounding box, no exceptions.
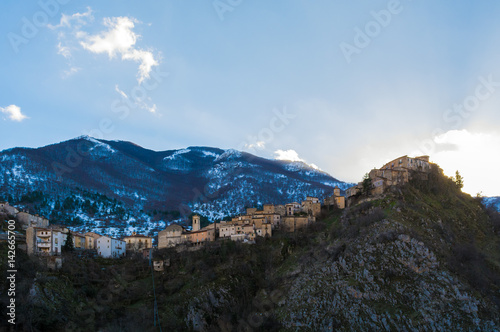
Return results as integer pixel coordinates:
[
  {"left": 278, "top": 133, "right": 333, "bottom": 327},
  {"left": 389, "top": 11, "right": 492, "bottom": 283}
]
[{"left": 37, "top": 242, "right": 51, "bottom": 248}]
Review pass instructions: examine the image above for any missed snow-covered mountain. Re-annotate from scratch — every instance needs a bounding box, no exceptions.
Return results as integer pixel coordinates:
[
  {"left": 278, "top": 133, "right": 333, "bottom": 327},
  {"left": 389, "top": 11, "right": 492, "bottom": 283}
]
[
  {"left": 0, "top": 136, "right": 351, "bottom": 236},
  {"left": 483, "top": 196, "right": 500, "bottom": 212}
]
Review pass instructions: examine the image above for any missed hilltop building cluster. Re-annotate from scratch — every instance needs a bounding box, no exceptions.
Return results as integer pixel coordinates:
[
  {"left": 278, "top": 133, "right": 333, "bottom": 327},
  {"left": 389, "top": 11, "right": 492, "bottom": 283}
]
[{"left": 346, "top": 155, "right": 432, "bottom": 204}]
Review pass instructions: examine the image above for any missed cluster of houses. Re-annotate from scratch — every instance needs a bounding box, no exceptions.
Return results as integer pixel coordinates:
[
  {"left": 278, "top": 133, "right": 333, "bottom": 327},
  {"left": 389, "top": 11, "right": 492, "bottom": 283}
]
[
  {"left": 158, "top": 192, "right": 347, "bottom": 249},
  {"left": 0, "top": 201, "right": 49, "bottom": 229},
  {"left": 22, "top": 226, "right": 152, "bottom": 268},
  {"left": 0, "top": 202, "right": 155, "bottom": 260},
  {"left": 1, "top": 190, "right": 346, "bottom": 262},
  {"left": 24, "top": 225, "right": 154, "bottom": 259}
]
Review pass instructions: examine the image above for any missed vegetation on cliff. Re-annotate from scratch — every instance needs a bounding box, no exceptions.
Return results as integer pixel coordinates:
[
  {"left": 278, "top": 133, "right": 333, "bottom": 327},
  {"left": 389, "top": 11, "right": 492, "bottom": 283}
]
[{"left": 1, "top": 165, "right": 499, "bottom": 331}]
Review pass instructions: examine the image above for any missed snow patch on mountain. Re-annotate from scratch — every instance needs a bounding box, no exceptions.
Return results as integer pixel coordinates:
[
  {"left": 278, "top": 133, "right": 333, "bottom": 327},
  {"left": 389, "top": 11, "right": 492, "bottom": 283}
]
[
  {"left": 284, "top": 161, "right": 318, "bottom": 173},
  {"left": 114, "top": 189, "right": 147, "bottom": 201},
  {"left": 202, "top": 150, "right": 221, "bottom": 158},
  {"left": 321, "top": 181, "right": 353, "bottom": 191},
  {"left": 83, "top": 136, "right": 117, "bottom": 154},
  {"left": 1, "top": 154, "right": 26, "bottom": 162},
  {"left": 483, "top": 197, "right": 500, "bottom": 212},
  {"left": 215, "top": 149, "right": 242, "bottom": 162},
  {"left": 164, "top": 148, "right": 191, "bottom": 160}
]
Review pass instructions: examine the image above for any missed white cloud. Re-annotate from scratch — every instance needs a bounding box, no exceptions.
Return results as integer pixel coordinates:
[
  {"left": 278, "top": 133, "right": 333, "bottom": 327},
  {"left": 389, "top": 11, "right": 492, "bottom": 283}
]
[
  {"left": 50, "top": 8, "right": 94, "bottom": 72},
  {"left": 62, "top": 66, "right": 81, "bottom": 78},
  {"left": 147, "top": 104, "right": 157, "bottom": 114},
  {"left": 274, "top": 149, "right": 323, "bottom": 170},
  {"left": 430, "top": 129, "right": 500, "bottom": 197},
  {"left": 0, "top": 105, "right": 28, "bottom": 122},
  {"left": 51, "top": 9, "right": 159, "bottom": 85},
  {"left": 115, "top": 84, "right": 158, "bottom": 114},
  {"left": 115, "top": 85, "right": 128, "bottom": 99},
  {"left": 122, "top": 49, "right": 158, "bottom": 84},
  {"left": 245, "top": 141, "right": 266, "bottom": 150},
  {"left": 48, "top": 7, "right": 93, "bottom": 30},
  {"left": 57, "top": 42, "right": 71, "bottom": 58},
  {"left": 79, "top": 16, "right": 158, "bottom": 83},
  {"left": 274, "top": 149, "right": 305, "bottom": 162},
  {"left": 80, "top": 17, "right": 137, "bottom": 57}
]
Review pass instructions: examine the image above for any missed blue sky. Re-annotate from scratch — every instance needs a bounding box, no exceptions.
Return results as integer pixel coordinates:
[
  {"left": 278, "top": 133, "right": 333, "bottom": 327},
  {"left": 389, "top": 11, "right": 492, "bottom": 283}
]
[{"left": 1, "top": 0, "right": 500, "bottom": 196}]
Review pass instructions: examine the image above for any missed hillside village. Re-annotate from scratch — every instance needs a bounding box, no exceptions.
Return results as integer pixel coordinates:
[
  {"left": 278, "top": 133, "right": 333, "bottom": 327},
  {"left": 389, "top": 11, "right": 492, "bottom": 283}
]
[
  {"left": 1, "top": 155, "right": 433, "bottom": 270},
  {"left": 3, "top": 154, "right": 500, "bottom": 331}
]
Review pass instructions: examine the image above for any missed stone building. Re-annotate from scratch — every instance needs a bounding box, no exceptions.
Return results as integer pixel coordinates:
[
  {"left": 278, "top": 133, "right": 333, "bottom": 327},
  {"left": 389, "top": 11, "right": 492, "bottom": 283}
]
[
  {"left": 158, "top": 224, "right": 186, "bottom": 248},
  {"left": 0, "top": 202, "right": 19, "bottom": 216},
  {"left": 192, "top": 214, "right": 201, "bottom": 231},
  {"left": 16, "top": 212, "right": 49, "bottom": 230},
  {"left": 185, "top": 228, "right": 216, "bottom": 245},
  {"left": 153, "top": 259, "right": 170, "bottom": 272},
  {"left": 282, "top": 216, "right": 315, "bottom": 232},
  {"left": 368, "top": 168, "right": 409, "bottom": 195},
  {"left": 256, "top": 223, "right": 272, "bottom": 237},
  {"left": 346, "top": 155, "right": 432, "bottom": 200},
  {"left": 263, "top": 204, "right": 275, "bottom": 214},
  {"left": 382, "top": 155, "right": 431, "bottom": 172},
  {"left": 158, "top": 215, "right": 216, "bottom": 249},
  {"left": 324, "top": 186, "right": 346, "bottom": 209},
  {"left": 285, "top": 202, "right": 301, "bottom": 216},
  {"left": 301, "top": 197, "right": 322, "bottom": 216},
  {"left": 231, "top": 215, "right": 252, "bottom": 224},
  {"left": 274, "top": 205, "right": 286, "bottom": 216}
]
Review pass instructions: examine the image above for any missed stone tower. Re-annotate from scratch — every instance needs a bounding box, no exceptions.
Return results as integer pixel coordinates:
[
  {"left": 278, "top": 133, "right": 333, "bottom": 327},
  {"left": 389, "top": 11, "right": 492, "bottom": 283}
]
[
  {"left": 334, "top": 186, "right": 340, "bottom": 197},
  {"left": 192, "top": 215, "right": 201, "bottom": 232}
]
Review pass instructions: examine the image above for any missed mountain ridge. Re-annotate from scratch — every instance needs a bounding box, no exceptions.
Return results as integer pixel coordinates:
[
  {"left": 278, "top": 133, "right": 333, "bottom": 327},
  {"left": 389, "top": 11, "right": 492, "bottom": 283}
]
[{"left": 0, "top": 136, "right": 351, "bottom": 236}]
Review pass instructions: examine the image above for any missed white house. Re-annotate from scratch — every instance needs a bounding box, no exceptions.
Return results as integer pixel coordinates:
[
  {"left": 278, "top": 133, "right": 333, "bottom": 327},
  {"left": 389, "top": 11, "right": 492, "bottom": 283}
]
[{"left": 96, "top": 235, "right": 126, "bottom": 258}]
